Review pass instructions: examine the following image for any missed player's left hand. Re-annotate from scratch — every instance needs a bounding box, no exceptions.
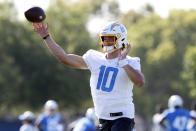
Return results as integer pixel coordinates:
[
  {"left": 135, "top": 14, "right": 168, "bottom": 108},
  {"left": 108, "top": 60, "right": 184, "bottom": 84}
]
[
  {"left": 33, "top": 22, "right": 49, "bottom": 39},
  {"left": 118, "top": 43, "right": 131, "bottom": 60}
]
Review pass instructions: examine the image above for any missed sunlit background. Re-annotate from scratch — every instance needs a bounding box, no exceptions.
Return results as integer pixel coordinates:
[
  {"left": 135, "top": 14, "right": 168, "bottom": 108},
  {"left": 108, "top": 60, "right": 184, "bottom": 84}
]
[
  {"left": 4, "top": 0, "right": 196, "bottom": 33},
  {"left": 0, "top": 0, "right": 196, "bottom": 131}
]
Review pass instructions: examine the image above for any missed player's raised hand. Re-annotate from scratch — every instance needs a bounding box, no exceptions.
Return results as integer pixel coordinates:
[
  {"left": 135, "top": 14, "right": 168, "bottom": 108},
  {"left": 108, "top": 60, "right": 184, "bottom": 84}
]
[
  {"left": 33, "top": 22, "right": 49, "bottom": 39},
  {"left": 118, "top": 43, "right": 131, "bottom": 60}
]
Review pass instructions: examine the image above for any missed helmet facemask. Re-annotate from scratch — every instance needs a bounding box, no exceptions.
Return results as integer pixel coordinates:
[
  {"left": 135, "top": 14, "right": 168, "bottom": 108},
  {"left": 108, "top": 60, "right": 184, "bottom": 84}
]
[
  {"left": 99, "top": 34, "right": 118, "bottom": 53},
  {"left": 99, "top": 22, "right": 128, "bottom": 53}
]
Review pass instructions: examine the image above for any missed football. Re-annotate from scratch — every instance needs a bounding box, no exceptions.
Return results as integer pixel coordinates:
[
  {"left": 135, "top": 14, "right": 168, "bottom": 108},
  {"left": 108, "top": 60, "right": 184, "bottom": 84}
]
[{"left": 24, "top": 7, "right": 46, "bottom": 23}]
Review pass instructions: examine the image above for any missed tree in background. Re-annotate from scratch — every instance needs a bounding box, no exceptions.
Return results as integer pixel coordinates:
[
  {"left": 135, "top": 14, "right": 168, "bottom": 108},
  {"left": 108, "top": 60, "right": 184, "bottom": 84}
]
[
  {"left": 126, "top": 9, "right": 196, "bottom": 119},
  {"left": 182, "top": 45, "right": 196, "bottom": 98}
]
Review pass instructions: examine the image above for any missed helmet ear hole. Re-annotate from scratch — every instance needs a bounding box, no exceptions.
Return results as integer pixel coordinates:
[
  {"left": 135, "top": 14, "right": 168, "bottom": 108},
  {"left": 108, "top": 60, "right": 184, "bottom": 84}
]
[{"left": 102, "top": 44, "right": 104, "bottom": 48}]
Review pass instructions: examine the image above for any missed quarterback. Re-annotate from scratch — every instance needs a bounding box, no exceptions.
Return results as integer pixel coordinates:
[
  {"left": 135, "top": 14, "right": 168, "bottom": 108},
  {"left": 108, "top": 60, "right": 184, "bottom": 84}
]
[{"left": 33, "top": 21, "right": 145, "bottom": 131}]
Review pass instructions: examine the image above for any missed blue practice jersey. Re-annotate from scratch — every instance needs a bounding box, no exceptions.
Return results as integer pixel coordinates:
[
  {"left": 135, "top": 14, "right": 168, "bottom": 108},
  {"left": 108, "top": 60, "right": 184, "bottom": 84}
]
[
  {"left": 73, "top": 117, "right": 96, "bottom": 131},
  {"left": 36, "top": 113, "right": 62, "bottom": 131},
  {"left": 163, "top": 108, "right": 191, "bottom": 131}
]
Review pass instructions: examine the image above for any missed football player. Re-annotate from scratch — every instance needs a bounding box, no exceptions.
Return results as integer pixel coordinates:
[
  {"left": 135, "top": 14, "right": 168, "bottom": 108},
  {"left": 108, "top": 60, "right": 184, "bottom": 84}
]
[
  {"left": 73, "top": 107, "right": 97, "bottom": 131},
  {"left": 35, "top": 100, "right": 64, "bottom": 131},
  {"left": 19, "top": 111, "right": 39, "bottom": 131},
  {"left": 160, "top": 95, "right": 191, "bottom": 131},
  {"left": 33, "top": 21, "right": 145, "bottom": 131}
]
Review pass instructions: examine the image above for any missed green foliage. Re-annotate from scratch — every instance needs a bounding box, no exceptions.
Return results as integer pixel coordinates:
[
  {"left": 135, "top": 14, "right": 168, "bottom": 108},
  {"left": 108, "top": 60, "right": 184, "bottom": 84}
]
[
  {"left": 0, "top": 1, "right": 17, "bottom": 20},
  {"left": 0, "top": 0, "right": 95, "bottom": 113},
  {"left": 121, "top": 10, "right": 144, "bottom": 27},
  {"left": 147, "top": 41, "right": 176, "bottom": 65},
  {"left": 126, "top": 9, "right": 196, "bottom": 118},
  {"left": 182, "top": 45, "right": 196, "bottom": 98}
]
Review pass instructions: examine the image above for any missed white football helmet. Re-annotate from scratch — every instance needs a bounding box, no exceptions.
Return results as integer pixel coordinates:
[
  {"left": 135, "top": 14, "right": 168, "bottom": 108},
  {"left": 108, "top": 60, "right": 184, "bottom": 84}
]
[
  {"left": 99, "top": 22, "right": 128, "bottom": 53},
  {"left": 168, "top": 95, "right": 183, "bottom": 108},
  {"left": 19, "top": 111, "right": 34, "bottom": 121},
  {"left": 44, "top": 100, "right": 58, "bottom": 110},
  {"left": 85, "top": 107, "right": 96, "bottom": 121}
]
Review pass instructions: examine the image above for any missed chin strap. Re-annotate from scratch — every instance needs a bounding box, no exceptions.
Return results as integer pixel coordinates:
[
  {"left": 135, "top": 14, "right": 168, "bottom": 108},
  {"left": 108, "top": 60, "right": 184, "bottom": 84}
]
[{"left": 103, "top": 46, "right": 116, "bottom": 53}]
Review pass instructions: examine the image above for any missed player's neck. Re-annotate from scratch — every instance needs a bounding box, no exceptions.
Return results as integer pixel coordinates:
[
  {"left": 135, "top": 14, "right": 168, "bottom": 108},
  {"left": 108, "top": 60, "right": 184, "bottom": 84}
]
[{"left": 105, "top": 49, "right": 119, "bottom": 59}]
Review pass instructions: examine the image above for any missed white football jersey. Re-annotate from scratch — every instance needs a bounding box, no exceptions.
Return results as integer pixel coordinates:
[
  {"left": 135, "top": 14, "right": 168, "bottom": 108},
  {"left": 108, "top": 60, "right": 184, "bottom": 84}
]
[
  {"left": 83, "top": 49, "right": 141, "bottom": 120},
  {"left": 20, "top": 124, "right": 39, "bottom": 131}
]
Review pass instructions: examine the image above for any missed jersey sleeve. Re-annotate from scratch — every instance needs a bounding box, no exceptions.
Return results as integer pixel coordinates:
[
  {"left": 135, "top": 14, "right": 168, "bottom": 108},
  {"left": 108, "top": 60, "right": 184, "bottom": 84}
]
[
  {"left": 162, "top": 109, "right": 170, "bottom": 118},
  {"left": 82, "top": 49, "right": 97, "bottom": 71},
  {"left": 35, "top": 114, "right": 44, "bottom": 125},
  {"left": 127, "top": 57, "right": 141, "bottom": 71}
]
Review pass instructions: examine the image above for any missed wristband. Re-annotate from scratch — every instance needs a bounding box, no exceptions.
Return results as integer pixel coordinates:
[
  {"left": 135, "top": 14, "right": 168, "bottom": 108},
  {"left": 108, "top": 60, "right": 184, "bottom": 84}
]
[
  {"left": 43, "top": 34, "right": 50, "bottom": 40},
  {"left": 118, "top": 59, "right": 129, "bottom": 67}
]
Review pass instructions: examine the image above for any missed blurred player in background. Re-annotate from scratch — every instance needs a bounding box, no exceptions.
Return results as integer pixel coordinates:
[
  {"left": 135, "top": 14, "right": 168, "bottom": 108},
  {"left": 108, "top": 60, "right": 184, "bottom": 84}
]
[
  {"left": 35, "top": 100, "right": 64, "bottom": 131},
  {"left": 33, "top": 21, "right": 145, "bottom": 131},
  {"left": 73, "top": 107, "right": 97, "bottom": 131},
  {"left": 160, "top": 95, "right": 191, "bottom": 131},
  {"left": 19, "top": 111, "right": 39, "bottom": 131},
  {"left": 187, "top": 102, "right": 196, "bottom": 131},
  {"left": 152, "top": 104, "right": 165, "bottom": 131}
]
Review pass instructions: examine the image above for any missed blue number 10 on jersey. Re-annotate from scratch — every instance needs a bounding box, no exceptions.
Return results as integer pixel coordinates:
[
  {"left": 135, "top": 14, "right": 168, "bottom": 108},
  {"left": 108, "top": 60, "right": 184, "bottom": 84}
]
[{"left": 96, "top": 65, "right": 118, "bottom": 92}]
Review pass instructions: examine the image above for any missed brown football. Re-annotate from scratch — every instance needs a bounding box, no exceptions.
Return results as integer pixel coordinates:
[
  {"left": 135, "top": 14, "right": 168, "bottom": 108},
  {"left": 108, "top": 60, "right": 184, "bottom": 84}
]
[{"left": 24, "top": 7, "right": 46, "bottom": 23}]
